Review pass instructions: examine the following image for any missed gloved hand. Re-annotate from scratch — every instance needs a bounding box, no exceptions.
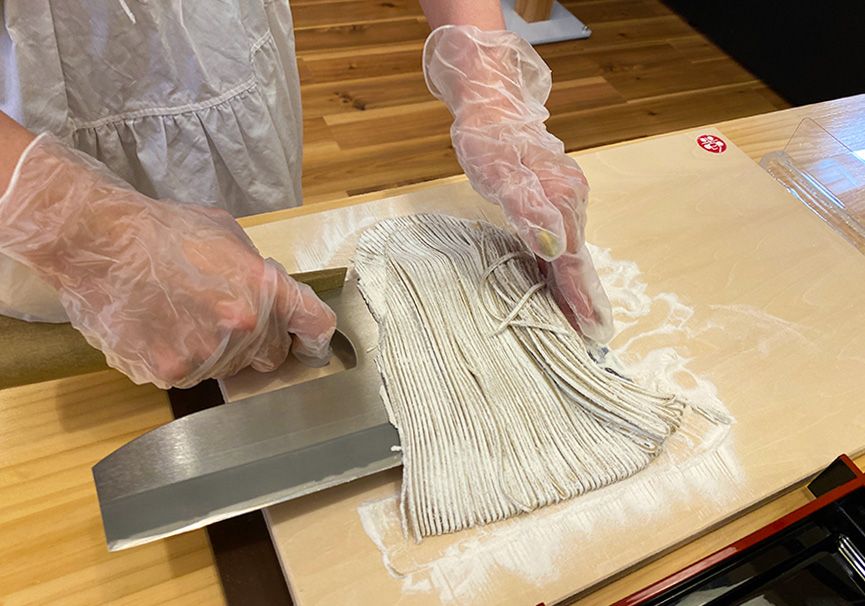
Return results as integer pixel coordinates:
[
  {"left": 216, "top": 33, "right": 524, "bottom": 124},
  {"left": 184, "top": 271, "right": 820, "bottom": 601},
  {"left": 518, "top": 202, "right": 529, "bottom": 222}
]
[
  {"left": 0, "top": 134, "right": 336, "bottom": 389},
  {"left": 423, "top": 25, "right": 614, "bottom": 343}
]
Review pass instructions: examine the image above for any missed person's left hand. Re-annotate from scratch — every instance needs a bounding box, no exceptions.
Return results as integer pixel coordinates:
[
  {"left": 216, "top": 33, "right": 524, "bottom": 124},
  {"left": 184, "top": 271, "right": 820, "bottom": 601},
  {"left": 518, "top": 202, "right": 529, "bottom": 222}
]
[{"left": 423, "top": 25, "right": 613, "bottom": 343}]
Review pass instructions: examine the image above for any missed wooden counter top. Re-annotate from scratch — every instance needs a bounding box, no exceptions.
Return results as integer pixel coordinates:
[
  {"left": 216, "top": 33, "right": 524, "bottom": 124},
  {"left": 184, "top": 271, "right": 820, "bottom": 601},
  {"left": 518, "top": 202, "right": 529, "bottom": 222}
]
[{"left": 2, "top": 94, "right": 863, "bottom": 605}]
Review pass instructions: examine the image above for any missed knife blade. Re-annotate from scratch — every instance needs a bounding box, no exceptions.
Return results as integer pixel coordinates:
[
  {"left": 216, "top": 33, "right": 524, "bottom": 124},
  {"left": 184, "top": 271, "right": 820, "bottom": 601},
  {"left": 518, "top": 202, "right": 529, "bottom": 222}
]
[{"left": 92, "top": 277, "right": 400, "bottom": 551}]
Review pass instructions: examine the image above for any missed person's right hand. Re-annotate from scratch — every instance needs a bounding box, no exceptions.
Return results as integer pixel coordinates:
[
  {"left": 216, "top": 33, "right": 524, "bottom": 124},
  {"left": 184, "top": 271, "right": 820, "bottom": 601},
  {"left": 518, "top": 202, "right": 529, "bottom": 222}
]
[
  {"left": 0, "top": 134, "right": 336, "bottom": 389},
  {"left": 423, "top": 26, "right": 614, "bottom": 343}
]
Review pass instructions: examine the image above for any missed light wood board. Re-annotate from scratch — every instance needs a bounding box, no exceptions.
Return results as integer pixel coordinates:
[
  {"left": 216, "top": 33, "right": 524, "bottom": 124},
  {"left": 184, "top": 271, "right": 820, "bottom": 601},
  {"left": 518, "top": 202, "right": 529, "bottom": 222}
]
[{"left": 219, "top": 127, "right": 865, "bottom": 604}]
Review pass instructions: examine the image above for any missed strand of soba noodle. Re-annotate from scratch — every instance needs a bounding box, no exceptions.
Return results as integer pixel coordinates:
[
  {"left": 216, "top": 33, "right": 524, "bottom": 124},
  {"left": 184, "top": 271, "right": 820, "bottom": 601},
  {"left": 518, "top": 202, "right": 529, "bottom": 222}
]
[{"left": 354, "top": 214, "right": 729, "bottom": 540}]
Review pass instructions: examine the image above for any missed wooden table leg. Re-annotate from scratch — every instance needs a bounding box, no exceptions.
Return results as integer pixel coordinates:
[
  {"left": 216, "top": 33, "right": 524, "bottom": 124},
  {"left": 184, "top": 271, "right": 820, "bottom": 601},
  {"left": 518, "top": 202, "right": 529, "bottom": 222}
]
[{"left": 515, "top": 0, "right": 553, "bottom": 22}]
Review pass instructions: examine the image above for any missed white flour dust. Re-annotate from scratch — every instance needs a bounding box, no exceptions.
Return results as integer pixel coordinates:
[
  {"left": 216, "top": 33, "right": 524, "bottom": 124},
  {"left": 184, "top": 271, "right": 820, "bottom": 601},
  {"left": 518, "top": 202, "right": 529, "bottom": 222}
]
[
  {"left": 355, "top": 241, "right": 740, "bottom": 603},
  {"left": 589, "top": 245, "right": 724, "bottom": 415},
  {"left": 357, "top": 444, "right": 741, "bottom": 602}
]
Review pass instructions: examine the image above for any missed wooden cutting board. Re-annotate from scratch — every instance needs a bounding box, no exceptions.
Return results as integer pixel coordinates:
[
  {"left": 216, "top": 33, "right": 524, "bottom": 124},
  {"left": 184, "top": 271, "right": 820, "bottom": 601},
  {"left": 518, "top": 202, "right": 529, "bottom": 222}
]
[{"left": 221, "top": 128, "right": 865, "bottom": 605}]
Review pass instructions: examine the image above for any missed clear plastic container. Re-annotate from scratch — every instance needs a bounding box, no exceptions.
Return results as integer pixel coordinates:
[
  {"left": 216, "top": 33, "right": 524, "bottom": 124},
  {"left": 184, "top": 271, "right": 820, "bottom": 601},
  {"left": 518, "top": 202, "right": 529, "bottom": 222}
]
[{"left": 761, "top": 118, "right": 865, "bottom": 252}]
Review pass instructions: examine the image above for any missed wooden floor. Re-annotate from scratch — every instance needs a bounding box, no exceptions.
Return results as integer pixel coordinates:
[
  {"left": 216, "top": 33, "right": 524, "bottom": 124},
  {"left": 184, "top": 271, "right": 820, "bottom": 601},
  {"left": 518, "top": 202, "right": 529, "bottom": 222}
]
[{"left": 294, "top": 0, "right": 789, "bottom": 203}]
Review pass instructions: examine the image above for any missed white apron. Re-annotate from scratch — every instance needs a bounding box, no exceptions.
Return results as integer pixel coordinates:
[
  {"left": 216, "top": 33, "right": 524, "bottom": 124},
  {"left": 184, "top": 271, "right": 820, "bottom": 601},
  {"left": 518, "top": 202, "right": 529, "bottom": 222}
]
[{"left": 0, "top": 0, "right": 304, "bottom": 321}]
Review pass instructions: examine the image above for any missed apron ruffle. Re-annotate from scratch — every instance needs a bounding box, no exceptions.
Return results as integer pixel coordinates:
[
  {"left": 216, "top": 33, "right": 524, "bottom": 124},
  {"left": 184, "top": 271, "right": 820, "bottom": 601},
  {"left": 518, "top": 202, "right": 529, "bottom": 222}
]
[{"left": 72, "top": 33, "right": 302, "bottom": 217}]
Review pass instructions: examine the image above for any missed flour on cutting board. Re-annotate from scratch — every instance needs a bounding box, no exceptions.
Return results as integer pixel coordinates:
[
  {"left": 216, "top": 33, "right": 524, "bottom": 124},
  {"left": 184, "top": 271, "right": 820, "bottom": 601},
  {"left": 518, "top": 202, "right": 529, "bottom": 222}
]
[
  {"left": 356, "top": 241, "right": 743, "bottom": 603},
  {"left": 244, "top": 130, "right": 858, "bottom": 606},
  {"left": 358, "top": 445, "right": 741, "bottom": 602}
]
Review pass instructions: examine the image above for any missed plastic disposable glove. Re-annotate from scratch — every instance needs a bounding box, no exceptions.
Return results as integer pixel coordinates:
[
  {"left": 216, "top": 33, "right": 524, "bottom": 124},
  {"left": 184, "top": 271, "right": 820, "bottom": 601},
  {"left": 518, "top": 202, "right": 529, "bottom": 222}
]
[
  {"left": 423, "top": 25, "right": 614, "bottom": 343},
  {"left": 0, "top": 134, "right": 336, "bottom": 389}
]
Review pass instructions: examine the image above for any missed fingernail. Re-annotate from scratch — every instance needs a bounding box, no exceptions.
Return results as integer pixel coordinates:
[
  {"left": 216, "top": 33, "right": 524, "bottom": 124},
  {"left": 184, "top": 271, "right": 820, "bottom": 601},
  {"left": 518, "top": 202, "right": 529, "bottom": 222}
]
[{"left": 533, "top": 228, "right": 564, "bottom": 260}]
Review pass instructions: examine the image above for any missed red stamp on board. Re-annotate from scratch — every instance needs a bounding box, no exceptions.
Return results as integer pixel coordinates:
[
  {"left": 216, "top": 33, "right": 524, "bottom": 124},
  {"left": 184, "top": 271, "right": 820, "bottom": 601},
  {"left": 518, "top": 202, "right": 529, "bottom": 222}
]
[{"left": 696, "top": 134, "right": 727, "bottom": 153}]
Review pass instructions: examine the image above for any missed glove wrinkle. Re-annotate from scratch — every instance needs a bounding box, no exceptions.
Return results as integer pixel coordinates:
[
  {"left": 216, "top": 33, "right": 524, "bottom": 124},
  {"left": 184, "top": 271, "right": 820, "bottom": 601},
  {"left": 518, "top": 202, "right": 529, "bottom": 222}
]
[
  {"left": 0, "top": 134, "right": 336, "bottom": 388},
  {"left": 424, "top": 25, "right": 614, "bottom": 342}
]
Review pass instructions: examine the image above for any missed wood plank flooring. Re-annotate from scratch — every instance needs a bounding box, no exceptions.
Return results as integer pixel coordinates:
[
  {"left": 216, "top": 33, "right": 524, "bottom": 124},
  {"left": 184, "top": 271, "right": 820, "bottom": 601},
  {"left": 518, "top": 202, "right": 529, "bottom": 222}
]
[{"left": 294, "top": 0, "right": 789, "bottom": 202}]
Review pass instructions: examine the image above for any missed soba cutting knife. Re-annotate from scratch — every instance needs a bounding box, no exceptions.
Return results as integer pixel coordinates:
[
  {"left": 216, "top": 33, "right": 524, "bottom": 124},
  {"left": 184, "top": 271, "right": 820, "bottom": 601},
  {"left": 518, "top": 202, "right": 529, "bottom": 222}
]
[{"left": 92, "top": 274, "right": 400, "bottom": 551}]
